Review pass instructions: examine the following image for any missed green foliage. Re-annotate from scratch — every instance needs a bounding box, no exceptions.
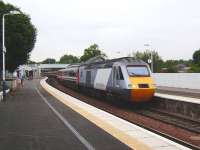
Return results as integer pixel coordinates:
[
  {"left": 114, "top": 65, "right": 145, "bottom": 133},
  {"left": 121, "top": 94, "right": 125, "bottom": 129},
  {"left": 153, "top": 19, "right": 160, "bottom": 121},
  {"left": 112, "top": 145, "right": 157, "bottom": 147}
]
[
  {"left": 162, "top": 59, "right": 191, "bottom": 68},
  {"left": 193, "top": 49, "right": 200, "bottom": 65},
  {"left": 131, "top": 50, "right": 163, "bottom": 72},
  {"left": 59, "top": 54, "right": 79, "bottom": 64},
  {"left": 130, "top": 51, "right": 198, "bottom": 73},
  {"left": 0, "top": 1, "right": 17, "bottom": 14},
  {"left": 162, "top": 60, "right": 179, "bottom": 68},
  {"left": 166, "top": 67, "right": 178, "bottom": 73},
  {"left": 41, "top": 58, "right": 56, "bottom": 64},
  {"left": 80, "top": 44, "right": 106, "bottom": 62},
  {"left": 189, "top": 64, "right": 200, "bottom": 73},
  {"left": 0, "top": 1, "right": 37, "bottom": 72}
]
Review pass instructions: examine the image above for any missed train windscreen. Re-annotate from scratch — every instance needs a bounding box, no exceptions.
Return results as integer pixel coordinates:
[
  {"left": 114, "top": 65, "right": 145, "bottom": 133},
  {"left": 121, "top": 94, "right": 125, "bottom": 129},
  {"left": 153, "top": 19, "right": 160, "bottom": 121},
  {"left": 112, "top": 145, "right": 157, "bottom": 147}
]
[{"left": 127, "top": 66, "right": 150, "bottom": 76}]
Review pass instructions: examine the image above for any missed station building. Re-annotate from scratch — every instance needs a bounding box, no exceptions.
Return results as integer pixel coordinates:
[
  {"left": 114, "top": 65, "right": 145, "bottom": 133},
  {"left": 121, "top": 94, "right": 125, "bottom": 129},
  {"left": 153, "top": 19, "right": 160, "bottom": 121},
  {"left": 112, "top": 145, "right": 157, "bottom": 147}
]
[{"left": 16, "top": 64, "right": 68, "bottom": 78}]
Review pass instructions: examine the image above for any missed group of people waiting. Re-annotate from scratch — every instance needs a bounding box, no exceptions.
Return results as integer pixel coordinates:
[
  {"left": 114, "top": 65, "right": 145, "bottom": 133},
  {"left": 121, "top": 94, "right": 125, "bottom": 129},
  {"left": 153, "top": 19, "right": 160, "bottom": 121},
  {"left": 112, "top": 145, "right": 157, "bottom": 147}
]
[{"left": 12, "top": 69, "right": 34, "bottom": 91}]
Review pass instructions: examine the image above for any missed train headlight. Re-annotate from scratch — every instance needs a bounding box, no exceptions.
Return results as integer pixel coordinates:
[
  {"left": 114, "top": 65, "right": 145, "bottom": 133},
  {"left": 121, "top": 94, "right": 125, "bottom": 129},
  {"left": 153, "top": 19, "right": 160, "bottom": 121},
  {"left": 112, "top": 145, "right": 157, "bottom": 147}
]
[
  {"left": 128, "top": 84, "right": 136, "bottom": 88},
  {"left": 132, "top": 85, "right": 136, "bottom": 88}
]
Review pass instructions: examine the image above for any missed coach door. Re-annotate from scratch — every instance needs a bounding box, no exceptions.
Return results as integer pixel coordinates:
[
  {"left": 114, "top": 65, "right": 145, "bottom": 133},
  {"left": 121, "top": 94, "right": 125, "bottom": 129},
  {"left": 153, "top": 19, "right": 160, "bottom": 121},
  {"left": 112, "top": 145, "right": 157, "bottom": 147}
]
[{"left": 86, "top": 70, "right": 91, "bottom": 87}]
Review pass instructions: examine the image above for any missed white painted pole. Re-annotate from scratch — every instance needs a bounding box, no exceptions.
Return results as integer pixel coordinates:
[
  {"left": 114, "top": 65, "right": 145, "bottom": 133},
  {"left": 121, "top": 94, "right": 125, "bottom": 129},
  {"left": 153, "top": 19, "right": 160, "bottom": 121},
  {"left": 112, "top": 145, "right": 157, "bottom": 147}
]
[
  {"left": 2, "top": 14, "right": 6, "bottom": 81},
  {"left": 151, "top": 51, "right": 153, "bottom": 73},
  {"left": 2, "top": 14, "right": 6, "bottom": 100},
  {"left": 144, "top": 44, "right": 153, "bottom": 73}
]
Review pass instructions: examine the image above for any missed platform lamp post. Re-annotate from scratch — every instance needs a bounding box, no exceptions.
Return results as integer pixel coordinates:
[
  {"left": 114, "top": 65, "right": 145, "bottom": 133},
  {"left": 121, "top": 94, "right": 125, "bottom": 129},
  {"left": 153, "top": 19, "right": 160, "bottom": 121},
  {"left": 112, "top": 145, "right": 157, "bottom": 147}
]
[
  {"left": 2, "top": 10, "right": 20, "bottom": 101},
  {"left": 144, "top": 44, "right": 153, "bottom": 73}
]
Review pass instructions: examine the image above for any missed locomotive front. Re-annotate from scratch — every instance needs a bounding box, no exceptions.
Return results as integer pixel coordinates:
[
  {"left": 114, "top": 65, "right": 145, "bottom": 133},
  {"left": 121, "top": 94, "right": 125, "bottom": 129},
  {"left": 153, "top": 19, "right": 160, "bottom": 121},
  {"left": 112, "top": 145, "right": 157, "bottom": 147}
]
[{"left": 126, "top": 64, "right": 155, "bottom": 102}]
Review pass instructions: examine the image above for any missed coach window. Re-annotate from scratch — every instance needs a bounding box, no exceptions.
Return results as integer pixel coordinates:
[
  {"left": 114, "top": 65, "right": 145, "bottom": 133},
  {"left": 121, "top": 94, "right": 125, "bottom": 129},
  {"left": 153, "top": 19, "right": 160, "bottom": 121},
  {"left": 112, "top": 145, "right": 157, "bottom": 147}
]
[
  {"left": 70, "top": 71, "right": 75, "bottom": 77},
  {"left": 71, "top": 71, "right": 74, "bottom": 77},
  {"left": 72, "top": 71, "right": 76, "bottom": 77},
  {"left": 69, "top": 71, "right": 71, "bottom": 77},
  {"left": 64, "top": 71, "right": 68, "bottom": 76},
  {"left": 69, "top": 71, "right": 72, "bottom": 77},
  {"left": 80, "top": 71, "right": 83, "bottom": 77}
]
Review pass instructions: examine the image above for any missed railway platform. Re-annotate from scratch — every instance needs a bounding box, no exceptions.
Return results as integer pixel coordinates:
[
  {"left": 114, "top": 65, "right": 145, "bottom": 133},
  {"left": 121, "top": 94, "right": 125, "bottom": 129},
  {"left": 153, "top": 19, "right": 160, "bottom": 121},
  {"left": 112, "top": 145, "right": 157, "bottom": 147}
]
[
  {"left": 156, "top": 86, "right": 200, "bottom": 99},
  {"left": 0, "top": 79, "right": 191, "bottom": 150},
  {"left": 154, "top": 86, "right": 200, "bottom": 121},
  {"left": 0, "top": 79, "right": 129, "bottom": 150}
]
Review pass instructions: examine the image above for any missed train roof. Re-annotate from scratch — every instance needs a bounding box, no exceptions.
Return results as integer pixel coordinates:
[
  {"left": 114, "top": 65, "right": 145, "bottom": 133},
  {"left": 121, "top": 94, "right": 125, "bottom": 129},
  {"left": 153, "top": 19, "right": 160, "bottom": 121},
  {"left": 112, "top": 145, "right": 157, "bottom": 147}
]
[
  {"left": 59, "top": 56, "right": 148, "bottom": 71},
  {"left": 81, "top": 56, "right": 147, "bottom": 67},
  {"left": 67, "top": 63, "right": 81, "bottom": 68},
  {"left": 83, "top": 55, "right": 106, "bottom": 64}
]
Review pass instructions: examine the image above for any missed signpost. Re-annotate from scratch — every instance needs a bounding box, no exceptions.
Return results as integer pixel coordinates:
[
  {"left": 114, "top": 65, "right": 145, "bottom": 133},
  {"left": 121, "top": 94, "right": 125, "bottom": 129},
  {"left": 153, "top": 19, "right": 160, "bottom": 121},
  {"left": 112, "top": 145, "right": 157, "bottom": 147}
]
[{"left": 144, "top": 44, "right": 154, "bottom": 73}]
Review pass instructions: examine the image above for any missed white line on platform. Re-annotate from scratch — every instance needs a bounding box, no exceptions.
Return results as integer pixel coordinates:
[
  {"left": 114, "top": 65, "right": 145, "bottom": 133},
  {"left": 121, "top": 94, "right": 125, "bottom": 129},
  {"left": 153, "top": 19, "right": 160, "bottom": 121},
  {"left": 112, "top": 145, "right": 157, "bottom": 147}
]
[
  {"left": 155, "top": 93, "right": 200, "bottom": 104},
  {"left": 35, "top": 87, "right": 95, "bottom": 150}
]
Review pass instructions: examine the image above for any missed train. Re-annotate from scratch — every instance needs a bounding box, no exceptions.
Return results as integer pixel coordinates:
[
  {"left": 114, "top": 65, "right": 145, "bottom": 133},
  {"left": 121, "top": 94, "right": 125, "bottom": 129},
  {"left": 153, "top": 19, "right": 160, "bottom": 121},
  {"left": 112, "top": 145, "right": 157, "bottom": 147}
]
[{"left": 46, "top": 56, "right": 155, "bottom": 103}]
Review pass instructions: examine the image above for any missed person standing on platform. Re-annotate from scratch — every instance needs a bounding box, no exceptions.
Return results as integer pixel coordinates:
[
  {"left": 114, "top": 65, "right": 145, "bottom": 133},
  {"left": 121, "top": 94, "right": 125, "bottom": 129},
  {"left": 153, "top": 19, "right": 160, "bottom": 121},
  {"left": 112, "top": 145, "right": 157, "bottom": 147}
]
[
  {"left": 11, "top": 71, "right": 17, "bottom": 94},
  {"left": 29, "top": 70, "right": 33, "bottom": 80},
  {"left": 19, "top": 69, "right": 24, "bottom": 87}
]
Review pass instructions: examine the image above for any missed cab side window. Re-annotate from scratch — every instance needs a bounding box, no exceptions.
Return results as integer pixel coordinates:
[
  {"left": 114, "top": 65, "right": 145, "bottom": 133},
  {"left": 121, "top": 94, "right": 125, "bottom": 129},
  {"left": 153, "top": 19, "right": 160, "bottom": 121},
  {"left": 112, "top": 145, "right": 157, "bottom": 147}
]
[
  {"left": 116, "top": 66, "right": 124, "bottom": 80},
  {"left": 118, "top": 67, "right": 124, "bottom": 80}
]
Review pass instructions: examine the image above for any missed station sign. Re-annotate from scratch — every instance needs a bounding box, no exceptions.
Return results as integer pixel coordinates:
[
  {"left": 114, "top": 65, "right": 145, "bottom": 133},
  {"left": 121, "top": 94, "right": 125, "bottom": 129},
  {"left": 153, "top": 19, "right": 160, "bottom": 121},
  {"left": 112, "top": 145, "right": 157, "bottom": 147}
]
[{"left": 148, "top": 59, "right": 152, "bottom": 63}]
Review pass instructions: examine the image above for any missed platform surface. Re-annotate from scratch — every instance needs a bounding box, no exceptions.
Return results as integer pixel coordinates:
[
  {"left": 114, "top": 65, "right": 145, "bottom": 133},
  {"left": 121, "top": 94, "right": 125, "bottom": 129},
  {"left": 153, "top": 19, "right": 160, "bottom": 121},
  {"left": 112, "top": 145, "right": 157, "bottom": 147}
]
[
  {"left": 0, "top": 79, "right": 130, "bottom": 150},
  {"left": 156, "top": 86, "right": 200, "bottom": 99},
  {"left": 156, "top": 86, "right": 200, "bottom": 104}
]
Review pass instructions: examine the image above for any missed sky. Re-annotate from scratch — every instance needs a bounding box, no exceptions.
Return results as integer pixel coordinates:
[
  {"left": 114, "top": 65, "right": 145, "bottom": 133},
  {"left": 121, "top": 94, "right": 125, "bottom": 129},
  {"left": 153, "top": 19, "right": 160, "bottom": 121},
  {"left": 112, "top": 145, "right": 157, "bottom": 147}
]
[{"left": 4, "top": 0, "right": 200, "bottom": 61}]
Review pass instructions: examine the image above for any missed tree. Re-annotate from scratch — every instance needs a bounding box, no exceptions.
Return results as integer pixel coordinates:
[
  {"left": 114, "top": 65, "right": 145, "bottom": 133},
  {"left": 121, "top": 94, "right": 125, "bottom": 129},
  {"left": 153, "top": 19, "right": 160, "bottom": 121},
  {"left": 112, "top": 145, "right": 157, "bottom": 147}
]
[
  {"left": 189, "top": 65, "right": 200, "bottom": 73},
  {"left": 80, "top": 44, "right": 106, "bottom": 62},
  {"left": 0, "top": 1, "right": 37, "bottom": 72},
  {"left": 131, "top": 50, "right": 163, "bottom": 72},
  {"left": 166, "top": 66, "right": 178, "bottom": 73},
  {"left": 41, "top": 58, "right": 56, "bottom": 64},
  {"left": 193, "top": 49, "right": 200, "bottom": 65},
  {"left": 59, "top": 54, "right": 79, "bottom": 64},
  {"left": 163, "top": 60, "right": 179, "bottom": 68}
]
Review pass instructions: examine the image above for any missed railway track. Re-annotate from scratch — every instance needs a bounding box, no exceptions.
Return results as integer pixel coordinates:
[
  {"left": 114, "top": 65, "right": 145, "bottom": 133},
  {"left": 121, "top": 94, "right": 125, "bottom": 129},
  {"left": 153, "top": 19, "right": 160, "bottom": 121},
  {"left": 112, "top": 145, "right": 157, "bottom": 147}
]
[
  {"left": 135, "top": 107, "right": 200, "bottom": 134},
  {"left": 47, "top": 77, "right": 200, "bottom": 149},
  {"left": 125, "top": 108, "right": 200, "bottom": 150}
]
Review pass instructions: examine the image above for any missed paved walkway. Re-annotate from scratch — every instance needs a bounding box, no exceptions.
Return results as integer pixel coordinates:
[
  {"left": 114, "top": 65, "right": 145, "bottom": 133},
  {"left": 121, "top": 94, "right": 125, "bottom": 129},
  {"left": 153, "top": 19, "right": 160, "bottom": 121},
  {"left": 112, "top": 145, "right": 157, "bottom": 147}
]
[{"left": 0, "top": 79, "right": 130, "bottom": 150}]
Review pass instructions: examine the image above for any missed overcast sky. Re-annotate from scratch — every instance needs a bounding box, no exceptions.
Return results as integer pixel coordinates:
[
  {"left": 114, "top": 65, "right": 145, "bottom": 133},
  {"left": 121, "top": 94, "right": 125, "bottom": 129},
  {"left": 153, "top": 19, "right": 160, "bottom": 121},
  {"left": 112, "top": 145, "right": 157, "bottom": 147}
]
[{"left": 4, "top": 0, "right": 200, "bottom": 61}]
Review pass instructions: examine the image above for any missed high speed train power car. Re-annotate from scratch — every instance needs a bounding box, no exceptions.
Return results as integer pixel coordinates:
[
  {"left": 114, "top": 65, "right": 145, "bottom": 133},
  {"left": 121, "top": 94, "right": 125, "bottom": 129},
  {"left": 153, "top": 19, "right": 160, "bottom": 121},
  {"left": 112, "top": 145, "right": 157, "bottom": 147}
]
[{"left": 50, "top": 56, "right": 155, "bottom": 103}]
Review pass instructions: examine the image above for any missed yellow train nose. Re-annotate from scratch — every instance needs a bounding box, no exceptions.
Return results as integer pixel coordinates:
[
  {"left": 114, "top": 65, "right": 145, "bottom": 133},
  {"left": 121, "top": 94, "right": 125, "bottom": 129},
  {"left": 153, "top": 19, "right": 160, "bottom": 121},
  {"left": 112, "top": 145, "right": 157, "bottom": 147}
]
[
  {"left": 129, "top": 77, "right": 155, "bottom": 102},
  {"left": 131, "top": 88, "right": 155, "bottom": 102}
]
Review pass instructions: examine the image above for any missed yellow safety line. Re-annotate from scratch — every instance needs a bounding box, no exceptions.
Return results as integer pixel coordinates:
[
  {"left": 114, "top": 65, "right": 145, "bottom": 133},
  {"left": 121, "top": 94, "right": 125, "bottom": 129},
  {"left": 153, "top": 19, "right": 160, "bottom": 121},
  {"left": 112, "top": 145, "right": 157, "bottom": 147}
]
[{"left": 40, "top": 79, "right": 151, "bottom": 150}]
